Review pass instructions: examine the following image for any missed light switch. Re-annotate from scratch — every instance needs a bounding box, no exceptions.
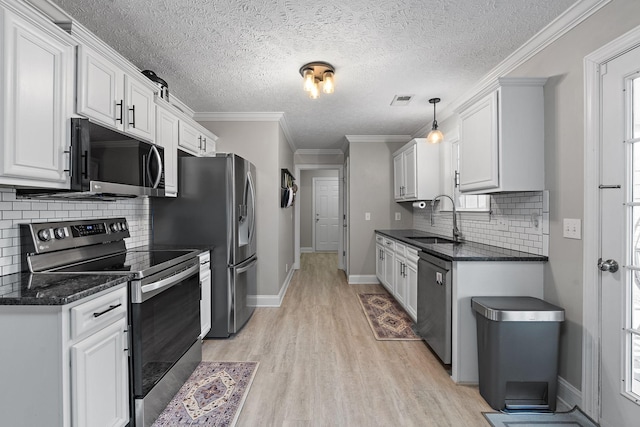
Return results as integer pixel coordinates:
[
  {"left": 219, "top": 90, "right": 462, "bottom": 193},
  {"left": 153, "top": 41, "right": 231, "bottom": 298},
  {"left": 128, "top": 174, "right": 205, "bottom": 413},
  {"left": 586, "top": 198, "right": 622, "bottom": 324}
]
[
  {"left": 563, "top": 218, "right": 581, "bottom": 239},
  {"left": 365, "top": 212, "right": 371, "bottom": 221},
  {"left": 395, "top": 212, "right": 401, "bottom": 221}
]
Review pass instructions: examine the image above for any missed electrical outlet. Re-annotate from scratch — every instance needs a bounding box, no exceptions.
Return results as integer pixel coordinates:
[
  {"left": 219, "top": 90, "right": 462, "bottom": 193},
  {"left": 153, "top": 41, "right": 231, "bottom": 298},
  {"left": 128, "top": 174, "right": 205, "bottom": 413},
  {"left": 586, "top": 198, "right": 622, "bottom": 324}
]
[
  {"left": 395, "top": 212, "right": 401, "bottom": 221},
  {"left": 563, "top": 218, "right": 581, "bottom": 239},
  {"left": 285, "top": 264, "right": 289, "bottom": 272},
  {"left": 495, "top": 216, "right": 509, "bottom": 231},
  {"left": 365, "top": 212, "right": 371, "bottom": 221}
]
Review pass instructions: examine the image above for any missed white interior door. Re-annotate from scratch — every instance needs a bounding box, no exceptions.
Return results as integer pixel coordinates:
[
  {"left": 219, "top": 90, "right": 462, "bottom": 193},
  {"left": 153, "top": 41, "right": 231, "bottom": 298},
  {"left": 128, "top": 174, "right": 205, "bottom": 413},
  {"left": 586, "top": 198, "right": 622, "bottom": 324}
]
[
  {"left": 600, "top": 44, "right": 640, "bottom": 427},
  {"left": 313, "top": 177, "right": 339, "bottom": 252}
]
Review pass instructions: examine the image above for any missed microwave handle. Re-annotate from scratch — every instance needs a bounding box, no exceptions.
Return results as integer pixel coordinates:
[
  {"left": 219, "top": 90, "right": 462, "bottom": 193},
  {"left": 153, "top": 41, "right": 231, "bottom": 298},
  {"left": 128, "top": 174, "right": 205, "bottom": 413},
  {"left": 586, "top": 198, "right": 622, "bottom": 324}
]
[{"left": 147, "top": 145, "right": 163, "bottom": 189}]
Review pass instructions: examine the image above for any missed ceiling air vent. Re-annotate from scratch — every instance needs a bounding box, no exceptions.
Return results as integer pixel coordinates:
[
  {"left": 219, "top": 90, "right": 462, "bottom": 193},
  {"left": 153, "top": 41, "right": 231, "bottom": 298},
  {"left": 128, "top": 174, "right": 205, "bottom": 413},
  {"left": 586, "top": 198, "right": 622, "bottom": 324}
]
[{"left": 391, "top": 95, "right": 413, "bottom": 106}]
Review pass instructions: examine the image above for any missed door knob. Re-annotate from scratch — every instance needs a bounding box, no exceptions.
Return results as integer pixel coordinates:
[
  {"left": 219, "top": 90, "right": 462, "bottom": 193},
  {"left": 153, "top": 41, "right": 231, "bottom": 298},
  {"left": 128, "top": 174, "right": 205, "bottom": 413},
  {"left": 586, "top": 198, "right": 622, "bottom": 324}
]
[{"left": 598, "top": 258, "right": 619, "bottom": 273}]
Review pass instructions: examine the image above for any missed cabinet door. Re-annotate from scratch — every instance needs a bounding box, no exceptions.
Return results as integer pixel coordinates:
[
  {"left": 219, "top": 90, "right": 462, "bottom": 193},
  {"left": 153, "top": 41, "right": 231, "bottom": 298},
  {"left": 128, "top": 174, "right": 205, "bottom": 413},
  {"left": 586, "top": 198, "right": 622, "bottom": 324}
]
[
  {"left": 200, "top": 132, "right": 216, "bottom": 156},
  {"left": 402, "top": 145, "right": 417, "bottom": 199},
  {"left": 156, "top": 105, "right": 179, "bottom": 194},
  {"left": 375, "top": 244, "right": 385, "bottom": 284},
  {"left": 405, "top": 260, "right": 418, "bottom": 322},
  {"left": 459, "top": 92, "right": 499, "bottom": 192},
  {"left": 1, "top": 10, "right": 73, "bottom": 186},
  {"left": 178, "top": 120, "right": 202, "bottom": 155},
  {"left": 125, "top": 75, "right": 155, "bottom": 141},
  {"left": 383, "top": 246, "right": 395, "bottom": 291},
  {"left": 76, "top": 45, "right": 124, "bottom": 130},
  {"left": 393, "top": 153, "right": 404, "bottom": 200},
  {"left": 71, "top": 317, "right": 129, "bottom": 427},
  {"left": 394, "top": 256, "right": 406, "bottom": 304}
]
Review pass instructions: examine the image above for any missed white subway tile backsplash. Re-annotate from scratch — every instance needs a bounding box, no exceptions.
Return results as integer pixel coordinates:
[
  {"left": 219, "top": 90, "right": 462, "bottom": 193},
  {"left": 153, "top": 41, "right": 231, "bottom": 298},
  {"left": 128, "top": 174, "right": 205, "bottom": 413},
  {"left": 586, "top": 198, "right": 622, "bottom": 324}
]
[
  {"left": 0, "top": 189, "right": 151, "bottom": 275},
  {"left": 414, "top": 191, "right": 547, "bottom": 256}
]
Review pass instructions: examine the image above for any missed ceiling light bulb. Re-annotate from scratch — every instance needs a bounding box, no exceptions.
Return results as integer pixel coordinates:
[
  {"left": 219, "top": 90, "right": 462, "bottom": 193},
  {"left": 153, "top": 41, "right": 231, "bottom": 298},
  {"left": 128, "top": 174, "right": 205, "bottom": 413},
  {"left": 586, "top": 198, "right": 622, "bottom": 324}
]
[
  {"left": 427, "top": 128, "right": 444, "bottom": 144},
  {"left": 322, "top": 70, "right": 335, "bottom": 94},
  {"left": 303, "top": 68, "right": 315, "bottom": 92},
  {"left": 309, "top": 80, "right": 320, "bottom": 99}
]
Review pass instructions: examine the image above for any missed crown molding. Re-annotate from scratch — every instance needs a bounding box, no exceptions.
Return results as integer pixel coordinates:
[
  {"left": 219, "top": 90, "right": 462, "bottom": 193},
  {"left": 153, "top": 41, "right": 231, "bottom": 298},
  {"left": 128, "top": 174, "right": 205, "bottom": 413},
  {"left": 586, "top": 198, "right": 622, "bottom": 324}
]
[
  {"left": 345, "top": 135, "right": 413, "bottom": 144},
  {"left": 295, "top": 149, "right": 344, "bottom": 156},
  {"left": 193, "top": 112, "right": 285, "bottom": 121},
  {"left": 194, "top": 112, "right": 297, "bottom": 152},
  {"left": 412, "top": 0, "right": 611, "bottom": 137}
]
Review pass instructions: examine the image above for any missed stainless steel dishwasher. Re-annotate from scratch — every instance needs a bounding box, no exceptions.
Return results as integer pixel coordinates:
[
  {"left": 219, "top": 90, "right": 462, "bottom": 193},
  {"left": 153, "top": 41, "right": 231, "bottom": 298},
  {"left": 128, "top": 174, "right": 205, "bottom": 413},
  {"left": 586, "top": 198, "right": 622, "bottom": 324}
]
[{"left": 416, "top": 251, "right": 452, "bottom": 364}]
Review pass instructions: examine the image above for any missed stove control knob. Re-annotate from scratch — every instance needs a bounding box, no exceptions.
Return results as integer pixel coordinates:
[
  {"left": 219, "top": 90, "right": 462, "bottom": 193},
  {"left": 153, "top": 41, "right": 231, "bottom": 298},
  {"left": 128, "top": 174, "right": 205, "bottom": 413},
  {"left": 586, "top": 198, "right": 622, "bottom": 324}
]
[
  {"left": 110, "top": 223, "right": 121, "bottom": 232},
  {"left": 54, "top": 228, "right": 66, "bottom": 240},
  {"left": 37, "top": 229, "right": 52, "bottom": 242},
  {"left": 120, "top": 222, "right": 128, "bottom": 231}
]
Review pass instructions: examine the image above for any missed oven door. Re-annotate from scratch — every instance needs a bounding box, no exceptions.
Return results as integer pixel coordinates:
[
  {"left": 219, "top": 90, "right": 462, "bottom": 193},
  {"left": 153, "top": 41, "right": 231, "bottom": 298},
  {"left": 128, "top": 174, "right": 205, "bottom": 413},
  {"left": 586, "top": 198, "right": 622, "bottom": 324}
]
[{"left": 130, "top": 258, "right": 200, "bottom": 398}]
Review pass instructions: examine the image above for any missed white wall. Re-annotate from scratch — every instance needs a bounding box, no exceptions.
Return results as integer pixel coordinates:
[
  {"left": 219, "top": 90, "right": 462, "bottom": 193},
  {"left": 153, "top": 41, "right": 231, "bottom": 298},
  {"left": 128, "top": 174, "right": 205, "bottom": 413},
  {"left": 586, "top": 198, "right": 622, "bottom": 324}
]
[
  {"left": 199, "top": 120, "right": 295, "bottom": 299},
  {"left": 348, "top": 140, "right": 413, "bottom": 276}
]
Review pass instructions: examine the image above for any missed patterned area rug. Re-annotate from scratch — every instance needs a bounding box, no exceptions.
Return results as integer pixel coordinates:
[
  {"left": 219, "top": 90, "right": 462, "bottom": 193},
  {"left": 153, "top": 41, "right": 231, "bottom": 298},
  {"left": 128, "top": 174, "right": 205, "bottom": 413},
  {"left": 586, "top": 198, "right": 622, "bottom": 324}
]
[
  {"left": 152, "top": 361, "right": 259, "bottom": 427},
  {"left": 357, "top": 292, "right": 421, "bottom": 340},
  {"left": 484, "top": 406, "right": 600, "bottom": 427}
]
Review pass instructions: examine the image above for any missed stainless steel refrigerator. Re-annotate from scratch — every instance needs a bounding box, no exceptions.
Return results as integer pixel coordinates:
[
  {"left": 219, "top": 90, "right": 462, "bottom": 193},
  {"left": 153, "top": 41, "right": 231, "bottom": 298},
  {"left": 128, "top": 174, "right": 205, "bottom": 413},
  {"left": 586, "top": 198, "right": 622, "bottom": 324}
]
[{"left": 152, "top": 153, "right": 257, "bottom": 337}]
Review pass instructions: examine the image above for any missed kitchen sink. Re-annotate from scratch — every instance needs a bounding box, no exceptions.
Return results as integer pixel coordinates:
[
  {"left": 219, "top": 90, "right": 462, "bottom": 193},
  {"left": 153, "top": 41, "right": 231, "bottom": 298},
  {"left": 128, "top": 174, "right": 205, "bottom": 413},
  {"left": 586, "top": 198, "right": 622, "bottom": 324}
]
[{"left": 407, "top": 236, "right": 457, "bottom": 244}]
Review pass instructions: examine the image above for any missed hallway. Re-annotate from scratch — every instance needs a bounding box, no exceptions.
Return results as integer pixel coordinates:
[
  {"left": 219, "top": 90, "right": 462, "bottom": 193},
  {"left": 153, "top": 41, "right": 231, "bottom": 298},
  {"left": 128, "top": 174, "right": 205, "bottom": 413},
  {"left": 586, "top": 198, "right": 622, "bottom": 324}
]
[{"left": 202, "top": 253, "right": 491, "bottom": 426}]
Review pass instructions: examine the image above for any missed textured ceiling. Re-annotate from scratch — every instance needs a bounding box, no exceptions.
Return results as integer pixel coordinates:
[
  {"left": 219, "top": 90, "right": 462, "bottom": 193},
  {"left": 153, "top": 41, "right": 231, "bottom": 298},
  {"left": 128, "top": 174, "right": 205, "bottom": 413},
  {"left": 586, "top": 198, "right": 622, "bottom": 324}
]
[{"left": 51, "top": 0, "right": 575, "bottom": 150}]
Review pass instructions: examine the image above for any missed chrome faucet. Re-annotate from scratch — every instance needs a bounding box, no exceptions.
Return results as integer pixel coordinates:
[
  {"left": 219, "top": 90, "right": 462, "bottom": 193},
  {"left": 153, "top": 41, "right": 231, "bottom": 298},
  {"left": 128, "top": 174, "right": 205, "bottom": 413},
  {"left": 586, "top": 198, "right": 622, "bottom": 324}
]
[{"left": 431, "top": 194, "right": 462, "bottom": 243}]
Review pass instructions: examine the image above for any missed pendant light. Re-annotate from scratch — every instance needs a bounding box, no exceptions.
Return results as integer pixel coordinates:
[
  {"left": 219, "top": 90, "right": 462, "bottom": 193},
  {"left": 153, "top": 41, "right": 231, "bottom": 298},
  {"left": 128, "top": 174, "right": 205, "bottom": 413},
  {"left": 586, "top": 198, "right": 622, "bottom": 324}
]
[{"left": 427, "top": 97, "right": 444, "bottom": 144}]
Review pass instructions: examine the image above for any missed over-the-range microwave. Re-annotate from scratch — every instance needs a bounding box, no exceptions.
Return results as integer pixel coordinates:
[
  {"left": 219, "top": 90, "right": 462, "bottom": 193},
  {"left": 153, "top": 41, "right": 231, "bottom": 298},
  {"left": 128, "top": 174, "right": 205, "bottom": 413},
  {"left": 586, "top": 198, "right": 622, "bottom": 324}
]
[{"left": 18, "top": 118, "right": 165, "bottom": 200}]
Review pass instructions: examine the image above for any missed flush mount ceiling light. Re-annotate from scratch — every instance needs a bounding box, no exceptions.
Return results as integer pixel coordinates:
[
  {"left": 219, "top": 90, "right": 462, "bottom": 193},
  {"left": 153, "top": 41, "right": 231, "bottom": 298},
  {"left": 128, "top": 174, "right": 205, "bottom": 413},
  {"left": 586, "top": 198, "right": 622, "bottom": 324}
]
[
  {"left": 299, "top": 62, "right": 335, "bottom": 99},
  {"left": 427, "top": 97, "right": 444, "bottom": 144}
]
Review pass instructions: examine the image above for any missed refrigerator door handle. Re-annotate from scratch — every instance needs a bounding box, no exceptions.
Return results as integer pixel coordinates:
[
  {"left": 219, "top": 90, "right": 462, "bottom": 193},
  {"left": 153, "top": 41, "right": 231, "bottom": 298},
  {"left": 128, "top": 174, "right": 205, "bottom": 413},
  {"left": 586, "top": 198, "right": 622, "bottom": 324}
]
[
  {"left": 236, "top": 257, "right": 257, "bottom": 274},
  {"left": 247, "top": 171, "right": 256, "bottom": 245}
]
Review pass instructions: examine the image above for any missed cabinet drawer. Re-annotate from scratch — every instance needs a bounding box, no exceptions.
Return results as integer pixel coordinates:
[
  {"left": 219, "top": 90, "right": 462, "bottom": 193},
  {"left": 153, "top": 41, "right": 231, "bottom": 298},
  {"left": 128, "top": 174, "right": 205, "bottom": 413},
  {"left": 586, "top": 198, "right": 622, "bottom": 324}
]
[
  {"left": 395, "top": 242, "right": 406, "bottom": 257},
  {"left": 199, "top": 251, "right": 211, "bottom": 275},
  {"left": 376, "top": 234, "right": 384, "bottom": 244},
  {"left": 70, "top": 287, "right": 127, "bottom": 341},
  {"left": 383, "top": 238, "right": 395, "bottom": 250}
]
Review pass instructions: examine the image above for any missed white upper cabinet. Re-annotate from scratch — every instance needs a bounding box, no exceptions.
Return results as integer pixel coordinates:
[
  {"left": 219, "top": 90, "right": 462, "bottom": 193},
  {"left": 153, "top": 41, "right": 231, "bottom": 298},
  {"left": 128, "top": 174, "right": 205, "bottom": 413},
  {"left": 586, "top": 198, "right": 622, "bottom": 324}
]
[
  {"left": 73, "top": 26, "right": 156, "bottom": 142},
  {"left": 178, "top": 119, "right": 217, "bottom": 156},
  {"left": 0, "top": 3, "right": 75, "bottom": 188},
  {"left": 393, "top": 138, "right": 440, "bottom": 201},
  {"left": 457, "top": 77, "right": 546, "bottom": 194},
  {"left": 155, "top": 102, "right": 179, "bottom": 195}
]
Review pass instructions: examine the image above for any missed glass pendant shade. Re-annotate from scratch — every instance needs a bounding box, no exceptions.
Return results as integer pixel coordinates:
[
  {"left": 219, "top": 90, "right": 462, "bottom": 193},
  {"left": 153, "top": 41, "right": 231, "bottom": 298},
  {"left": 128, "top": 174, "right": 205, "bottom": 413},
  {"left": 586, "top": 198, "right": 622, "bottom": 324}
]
[
  {"left": 427, "top": 127, "right": 444, "bottom": 144},
  {"left": 322, "top": 70, "right": 335, "bottom": 94},
  {"left": 303, "top": 68, "right": 315, "bottom": 92}
]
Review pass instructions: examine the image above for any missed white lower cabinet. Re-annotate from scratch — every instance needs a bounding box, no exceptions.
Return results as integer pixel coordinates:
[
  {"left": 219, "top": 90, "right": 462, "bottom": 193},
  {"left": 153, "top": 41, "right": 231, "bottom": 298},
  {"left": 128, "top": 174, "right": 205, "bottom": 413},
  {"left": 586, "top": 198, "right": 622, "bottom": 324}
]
[
  {"left": 375, "top": 233, "right": 419, "bottom": 322},
  {"left": 199, "top": 251, "right": 212, "bottom": 339},
  {"left": 71, "top": 316, "right": 129, "bottom": 427},
  {"left": 0, "top": 283, "right": 129, "bottom": 426}
]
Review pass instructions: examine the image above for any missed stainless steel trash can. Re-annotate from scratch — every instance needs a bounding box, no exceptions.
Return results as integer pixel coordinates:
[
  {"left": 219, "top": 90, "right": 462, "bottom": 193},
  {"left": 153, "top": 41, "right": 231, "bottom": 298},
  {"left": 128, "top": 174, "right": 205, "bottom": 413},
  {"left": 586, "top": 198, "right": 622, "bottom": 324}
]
[{"left": 471, "top": 296, "right": 565, "bottom": 411}]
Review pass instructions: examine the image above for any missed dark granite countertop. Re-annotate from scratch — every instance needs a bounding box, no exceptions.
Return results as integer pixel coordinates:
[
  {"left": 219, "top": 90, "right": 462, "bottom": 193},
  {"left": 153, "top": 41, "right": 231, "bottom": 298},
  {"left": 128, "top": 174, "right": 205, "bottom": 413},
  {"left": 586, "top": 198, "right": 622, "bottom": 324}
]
[
  {"left": 375, "top": 229, "right": 548, "bottom": 262},
  {"left": 0, "top": 272, "right": 132, "bottom": 306}
]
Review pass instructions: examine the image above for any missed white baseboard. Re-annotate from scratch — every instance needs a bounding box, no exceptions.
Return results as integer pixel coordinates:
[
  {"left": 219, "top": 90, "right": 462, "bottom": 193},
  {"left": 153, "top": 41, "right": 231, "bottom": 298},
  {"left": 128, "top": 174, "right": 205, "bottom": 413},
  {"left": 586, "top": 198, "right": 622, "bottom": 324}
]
[
  {"left": 348, "top": 274, "right": 379, "bottom": 284},
  {"left": 556, "top": 375, "right": 581, "bottom": 411},
  {"left": 249, "top": 268, "right": 295, "bottom": 307},
  {"left": 300, "top": 247, "right": 313, "bottom": 253}
]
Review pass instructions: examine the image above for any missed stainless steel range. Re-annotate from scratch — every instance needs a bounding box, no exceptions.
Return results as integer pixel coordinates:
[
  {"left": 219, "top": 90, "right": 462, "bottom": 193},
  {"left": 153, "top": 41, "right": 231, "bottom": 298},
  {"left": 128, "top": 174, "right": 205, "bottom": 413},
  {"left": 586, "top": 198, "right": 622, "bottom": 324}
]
[{"left": 21, "top": 218, "right": 202, "bottom": 427}]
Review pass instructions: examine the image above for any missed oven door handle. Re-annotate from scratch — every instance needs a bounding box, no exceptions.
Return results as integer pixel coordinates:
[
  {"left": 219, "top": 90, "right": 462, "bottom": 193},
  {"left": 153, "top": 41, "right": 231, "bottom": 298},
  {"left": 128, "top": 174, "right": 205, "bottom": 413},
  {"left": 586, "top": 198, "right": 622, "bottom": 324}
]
[{"left": 140, "top": 263, "right": 199, "bottom": 296}]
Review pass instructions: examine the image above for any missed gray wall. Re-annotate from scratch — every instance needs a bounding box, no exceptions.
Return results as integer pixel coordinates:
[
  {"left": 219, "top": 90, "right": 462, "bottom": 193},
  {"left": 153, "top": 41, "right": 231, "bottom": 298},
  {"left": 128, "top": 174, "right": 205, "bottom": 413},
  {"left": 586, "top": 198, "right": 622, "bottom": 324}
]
[
  {"left": 348, "top": 140, "right": 413, "bottom": 277},
  {"left": 437, "top": 0, "right": 640, "bottom": 390},
  {"left": 299, "top": 169, "right": 339, "bottom": 249},
  {"left": 199, "top": 121, "right": 295, "bottom": 297}
]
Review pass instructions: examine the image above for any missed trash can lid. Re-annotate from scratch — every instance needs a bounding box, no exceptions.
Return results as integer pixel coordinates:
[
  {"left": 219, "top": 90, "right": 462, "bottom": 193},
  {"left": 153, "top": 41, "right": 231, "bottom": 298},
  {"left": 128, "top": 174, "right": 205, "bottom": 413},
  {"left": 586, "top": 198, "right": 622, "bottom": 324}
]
[{"left": 471, "top": 296, "right": 565, "bottom": 322}]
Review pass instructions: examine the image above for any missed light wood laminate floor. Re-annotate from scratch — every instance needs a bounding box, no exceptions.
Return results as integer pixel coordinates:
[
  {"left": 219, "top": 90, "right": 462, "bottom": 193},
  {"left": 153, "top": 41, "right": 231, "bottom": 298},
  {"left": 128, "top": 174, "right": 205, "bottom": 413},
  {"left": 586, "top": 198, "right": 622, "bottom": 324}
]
[{"left": 202, "top": 253, "right": 491, "bottom": 426}]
